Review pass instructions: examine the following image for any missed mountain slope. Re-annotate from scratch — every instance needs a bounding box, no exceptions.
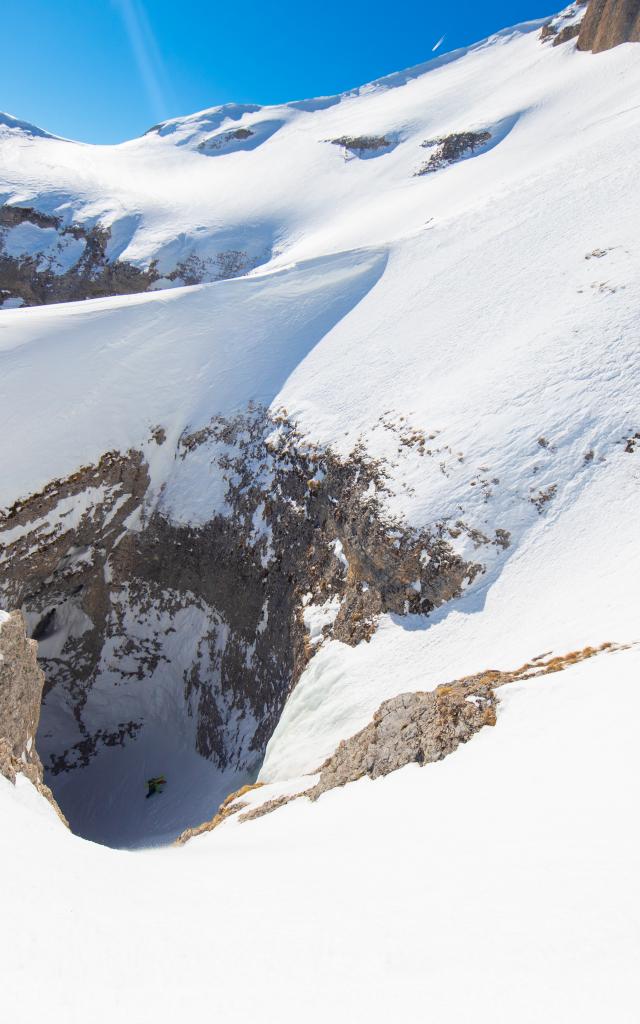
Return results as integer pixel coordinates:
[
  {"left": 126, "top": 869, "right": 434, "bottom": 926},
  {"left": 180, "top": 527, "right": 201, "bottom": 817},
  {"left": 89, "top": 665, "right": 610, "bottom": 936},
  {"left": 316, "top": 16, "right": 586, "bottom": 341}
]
[
  {"left": 0, "top": 2, "right": 630, "bottom": 304},
  {"left": 3, "top": 642, "right": 640, "bottom": 1023},
  {"left": 1, "top": 4, "right": 639, "bottom": 1019}
]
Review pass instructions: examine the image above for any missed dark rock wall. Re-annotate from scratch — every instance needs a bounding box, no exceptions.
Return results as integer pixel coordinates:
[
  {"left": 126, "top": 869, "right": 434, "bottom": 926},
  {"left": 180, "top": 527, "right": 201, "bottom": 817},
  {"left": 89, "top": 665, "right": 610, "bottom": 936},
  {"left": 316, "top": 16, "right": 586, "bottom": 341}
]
[
  {"left": 0, "top": 408, "right": 489, "bottom": 782},
  {"left": 578, "top": 0, "right": 640, "bottom": 51}
]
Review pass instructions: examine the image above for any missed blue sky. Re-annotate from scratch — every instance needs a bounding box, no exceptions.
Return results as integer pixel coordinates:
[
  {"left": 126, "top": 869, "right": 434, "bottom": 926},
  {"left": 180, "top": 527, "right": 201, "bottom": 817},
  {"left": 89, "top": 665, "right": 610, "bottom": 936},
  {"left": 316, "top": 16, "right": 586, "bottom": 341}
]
[{"left": 1, "top": 1, "right": 561, "bottom": 143}]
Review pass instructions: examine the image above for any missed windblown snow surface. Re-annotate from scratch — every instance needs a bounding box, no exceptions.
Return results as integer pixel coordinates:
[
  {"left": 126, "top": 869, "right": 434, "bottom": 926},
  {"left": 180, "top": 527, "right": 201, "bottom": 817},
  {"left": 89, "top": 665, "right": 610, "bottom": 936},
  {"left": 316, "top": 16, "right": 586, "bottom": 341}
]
[{"left": 1, "top": 9, "right": 640, "bottom": 1021}]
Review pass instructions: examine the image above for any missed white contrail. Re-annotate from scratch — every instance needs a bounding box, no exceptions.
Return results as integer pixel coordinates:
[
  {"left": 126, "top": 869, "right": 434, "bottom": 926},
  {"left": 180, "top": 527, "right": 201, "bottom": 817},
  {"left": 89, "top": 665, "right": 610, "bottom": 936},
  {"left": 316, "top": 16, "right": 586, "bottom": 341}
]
[
  {"left": 432, "top": 34, "right": 446, "bottom": 52},
  {"left": 113, "top": 0, "right": 170, "bottom": 121}
]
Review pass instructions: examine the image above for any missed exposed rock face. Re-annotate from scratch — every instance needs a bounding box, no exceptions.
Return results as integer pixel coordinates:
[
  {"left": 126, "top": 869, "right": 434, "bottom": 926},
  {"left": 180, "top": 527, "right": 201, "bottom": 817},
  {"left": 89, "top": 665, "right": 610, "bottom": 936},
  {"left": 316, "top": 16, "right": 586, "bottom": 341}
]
[
  {"left": 416, "top": 132, "right": 492, "bottom": 175},
  {"left": 330, "top": 136, "right": 395, "bottom": 158},
  {"left": 540, "top": 2, "right": 587, "bottom": 46},
  {"left": 553, "top": 23, "right": 583, "bottom": 45},
  {"left": 0, "top": 610, "right": 45, "bottom": 767},
  {"left": 238, "top": 678, "right": 498, "bottom": 824},
  {"left": 305, "top": 643, "right": 621, "bottom": 801},
  {"left": 228, "top": 642, "right": 620, "bottom": 829},
  {"left": 578, "top": 0, "right": 640, "bottom": 51},
  {"left": 0, "top": 206, "right": 158, "bottom": 307},
  {"left": 0, "top": 204, "right": 267, "bottom": 308},
  {"left": 0, "top": 610, "right": 68, "bottom": 823},
  {"left": 0, "top": 407, "right": 488, "bottom": 799},
  {"left": 175, "top": 782, "right": 263, "bottom": 846},
  {"left": 307, "top": 681, "right": 497, "bottom": 796},
  {"left": 198, "top": 127, "right": 254, "bottom": 151}
]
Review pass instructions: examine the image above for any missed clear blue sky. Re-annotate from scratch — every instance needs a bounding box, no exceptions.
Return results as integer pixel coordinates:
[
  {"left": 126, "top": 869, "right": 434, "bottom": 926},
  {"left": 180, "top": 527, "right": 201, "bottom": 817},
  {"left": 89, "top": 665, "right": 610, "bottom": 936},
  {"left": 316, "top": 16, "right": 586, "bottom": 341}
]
[{"left": 1, "top": 1, "right": 561, "bottom": 144}]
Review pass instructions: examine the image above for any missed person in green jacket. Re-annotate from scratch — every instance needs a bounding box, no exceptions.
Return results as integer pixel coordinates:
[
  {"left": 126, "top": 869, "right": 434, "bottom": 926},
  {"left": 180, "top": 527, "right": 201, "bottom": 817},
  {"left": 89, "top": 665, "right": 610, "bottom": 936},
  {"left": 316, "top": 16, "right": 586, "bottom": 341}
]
[{"left": 146, "top": 775, "right": 167, "bottom": 798}]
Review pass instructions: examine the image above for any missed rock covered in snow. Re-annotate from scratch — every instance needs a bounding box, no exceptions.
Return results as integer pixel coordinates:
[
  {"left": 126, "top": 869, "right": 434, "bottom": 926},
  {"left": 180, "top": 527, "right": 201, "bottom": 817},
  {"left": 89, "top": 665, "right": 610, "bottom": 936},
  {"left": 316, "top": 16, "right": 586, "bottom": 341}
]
[{"left": 0, "top": 2, "right": 639, "bottom": 856}]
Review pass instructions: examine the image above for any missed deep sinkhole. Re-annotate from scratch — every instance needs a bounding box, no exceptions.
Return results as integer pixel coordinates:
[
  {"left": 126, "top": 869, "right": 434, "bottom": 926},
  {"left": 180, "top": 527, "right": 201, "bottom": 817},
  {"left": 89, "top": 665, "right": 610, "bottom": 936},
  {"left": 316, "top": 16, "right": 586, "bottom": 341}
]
[
  {"left": 36, "top": 677, "right": 264, "bottom": 850},
  {"left": 11, "top": 410, "right": 457, "bottom": 850}
]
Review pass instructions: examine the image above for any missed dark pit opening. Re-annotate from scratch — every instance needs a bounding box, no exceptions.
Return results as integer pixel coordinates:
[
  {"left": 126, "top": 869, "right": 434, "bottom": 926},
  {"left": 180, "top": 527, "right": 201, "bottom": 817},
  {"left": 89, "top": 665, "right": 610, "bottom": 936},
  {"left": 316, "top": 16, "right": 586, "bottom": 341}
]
[
  {"left": 37, "top": 693, "right": 260, "bottom": 850},
  {"left": 6, "top": 409, "right": 479, "bottom": 849}
]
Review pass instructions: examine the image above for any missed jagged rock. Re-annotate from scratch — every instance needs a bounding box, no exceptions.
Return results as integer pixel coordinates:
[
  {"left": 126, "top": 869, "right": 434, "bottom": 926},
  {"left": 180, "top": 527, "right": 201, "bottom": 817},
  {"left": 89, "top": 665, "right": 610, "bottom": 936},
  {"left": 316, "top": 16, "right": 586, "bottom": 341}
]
[
  {"left": 0, "top": 203, "right": 265, "bottom": 308},
  {"left": 0, "top": 407, "right": 488, "bottom": 790},
  {"left": 174, "top": 782, "right": 263, "bottom": 845},
  {"left": 330, "top": 135, "right": 393, "bottom": 156},
  {"left": 578, "top": 0, "right": 640, "bottom": 51},
  {"left": 0, "top": 610, "right": 68, "bottom": 824},
  {"left": 305, "top": 643, "right": 622, "bottom": 794},
  {"left": 235, "top": 643, "right": 619, "bottom": 826},
  {"left": 239, "top": 678, "right": 497, "bottom": 823},
  {"left": 416, "top": 131, "right": 492, "bottom": 175},
  {"left": 553, "top": 23, "right": 582, "bottom": 45},
  {"left": 540, "top": 21, "right": 559, "bottom": 41},
  {"left": 0, "top": 610, "right": 46, "bottom": 768},
  {"left": 306, "top": 680, "right": 497, "bottom": 798},
  {"left": 306, "top": 644, "right": 619, "bottom": 801},
  {"left": 540, "top": 1, "right": 587, "bottom": 45},
  {"left": 198, "top": 127, "right": 254, "bottom": 151}
]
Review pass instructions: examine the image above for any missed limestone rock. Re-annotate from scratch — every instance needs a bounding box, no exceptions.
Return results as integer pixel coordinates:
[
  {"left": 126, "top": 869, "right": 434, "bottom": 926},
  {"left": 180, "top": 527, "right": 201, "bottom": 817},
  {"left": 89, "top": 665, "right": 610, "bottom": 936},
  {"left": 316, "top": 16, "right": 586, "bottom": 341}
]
[
  {"left": 236, "top": 644, "right": 621, "bottom": 828},
  {"left": 0, "top": 407, "right": 488, "bottom": 784},
  {"left": 306, "top": 679, "right": 497, "bottom": 799},
  {"left": 0, "top": 203, "right": 265, "bottom": 309},
  {"left": 578, "top": 0, "right": 640, "bottom": 51},
  {"left": 415, "top": 131, "right": 492, "bottom": 176},
  {"left": 0, "top": 610, "right": 45, "bottom": 768},
  {"left": 0, "top": 610, "right": 68, "bottom": 824}
]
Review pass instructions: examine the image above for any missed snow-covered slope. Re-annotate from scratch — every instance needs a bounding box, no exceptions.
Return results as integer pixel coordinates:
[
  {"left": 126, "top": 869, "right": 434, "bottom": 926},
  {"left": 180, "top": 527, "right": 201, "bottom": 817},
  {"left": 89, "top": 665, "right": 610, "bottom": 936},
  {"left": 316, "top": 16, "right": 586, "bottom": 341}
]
[
  {"left": 1, "top": 5, "right": 639, "bottom": 1019},
  {"left": 2, "top": 644, "right": 640, "bottom": 1022},
  {"left": 0, "top": 3, "right": 634, "bottom": 296}
]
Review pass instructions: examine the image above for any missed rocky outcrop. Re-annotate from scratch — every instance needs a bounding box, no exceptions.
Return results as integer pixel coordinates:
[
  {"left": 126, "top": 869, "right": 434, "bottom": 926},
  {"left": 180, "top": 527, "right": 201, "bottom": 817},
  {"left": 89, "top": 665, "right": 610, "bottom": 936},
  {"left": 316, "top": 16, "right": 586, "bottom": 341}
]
[
  {"left": 0, "top": 206, "right": 158, "bottom": 308},
  {"left": 330, "top": 136, "right": 394, "bottom": 158},
  {"left": 415, "top": 132, "right": 492, "bottom": 175},
  {"left": 540, "top": 2, "right": 587, "bottom": 46},
  {"left": 0, "top": 610, "right": 68, "bottom": 823},
  {"left": 232, "top": 642, "right": 620, "bottom": 828},
  {"left": 307, "top": 681, "right": 497, "bottom": 796},
  {"left": 553, "top": 23, "right": 583, "bottom": 45},
  {"left": 541, "top": 21, "right": 582, "bottom": 46},
  {"left": 0, "top": 204, "right": 266, "bottom": 308},
  {"left": 306, "top": 643, "right": 621, "bottom": 800},
  {"left": 198, "top": 127, "right": 254, "bottom": 151},
  {"left": 0, "top": 407, "right": 490, "bottom": 808},
  {"left": 0, "top": 610, "right": 45, "bottom": 768},
  {"left": 239, "top": 677, "right": 498, "bottom": 823},
  {"left": 305, "top": 644, "right": 623, "bottom": 799},
  {"left": 577, "top": 0, "right": 640, "bottom": 51},
  {"left": 175, "top": 782, "right": 263, "bottom": 845}
]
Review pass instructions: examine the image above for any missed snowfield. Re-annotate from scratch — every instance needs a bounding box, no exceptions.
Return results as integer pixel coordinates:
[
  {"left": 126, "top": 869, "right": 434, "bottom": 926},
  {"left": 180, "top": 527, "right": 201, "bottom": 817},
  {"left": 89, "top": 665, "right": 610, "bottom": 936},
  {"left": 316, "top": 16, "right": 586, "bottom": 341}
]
[
  {"left": 3, "top": 645, "right": 640, "bottom": 1022},
  {"left": 1, "top": 5, "right": 640, "bottom": 1020}
]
